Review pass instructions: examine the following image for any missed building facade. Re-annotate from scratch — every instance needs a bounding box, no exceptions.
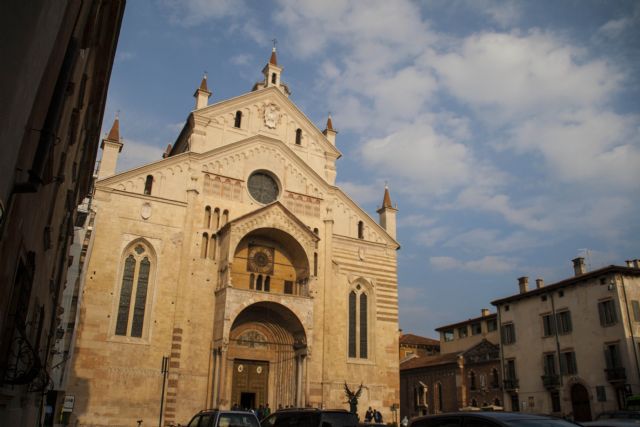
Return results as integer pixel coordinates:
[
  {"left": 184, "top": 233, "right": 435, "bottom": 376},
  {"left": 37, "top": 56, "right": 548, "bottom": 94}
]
[
  {"left": 67, "top": 50, "right": 401, "bottom": 426},
  {"left": 492, "top": 258, "right": 640, "bottom": 422},
  {"left": 0, "top": 1, "right": 124, "bottom": 425},
  {"left": 400, "top": 311, "right": 502, "bottom": 419}
]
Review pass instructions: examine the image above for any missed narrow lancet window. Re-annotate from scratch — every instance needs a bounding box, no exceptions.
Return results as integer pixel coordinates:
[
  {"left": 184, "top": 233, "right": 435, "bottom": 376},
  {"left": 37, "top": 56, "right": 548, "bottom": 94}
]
[{"left": 144, "top": 175, "right": 153, "bottom": 195}]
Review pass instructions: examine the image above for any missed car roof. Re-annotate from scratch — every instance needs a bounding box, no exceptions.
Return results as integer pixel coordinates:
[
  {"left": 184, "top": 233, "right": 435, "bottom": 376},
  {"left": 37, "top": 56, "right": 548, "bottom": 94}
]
[{"left": 411, "top": 412, "right": 564, "bottom": 422}]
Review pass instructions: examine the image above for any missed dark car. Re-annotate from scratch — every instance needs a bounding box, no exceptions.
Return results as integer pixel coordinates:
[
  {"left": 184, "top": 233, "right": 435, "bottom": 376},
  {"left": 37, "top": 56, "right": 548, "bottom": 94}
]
[
  {"left": 596, "top": 412, "right": 640, "bottom": 421},
  {"left": 260, "top": 408, "right": 359, "bottom": 427},
  {"left": 408, "top": 412, "right": 580, "bottom": 427},
  {"left": 186, "top": 409, "right": 261, "bottom": 427}
]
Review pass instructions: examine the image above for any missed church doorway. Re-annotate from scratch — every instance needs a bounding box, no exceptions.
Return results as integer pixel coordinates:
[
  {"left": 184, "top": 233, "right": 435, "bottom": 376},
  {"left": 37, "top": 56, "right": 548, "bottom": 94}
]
[
  {"left": 227, "top": 302, "right": 307, "bottom": 409},
  {"left": 570, "top": 383, "right": 592, "bottom": 422},
  {"left": 232, "top": 360, "right": 269, "bottom": 410}
]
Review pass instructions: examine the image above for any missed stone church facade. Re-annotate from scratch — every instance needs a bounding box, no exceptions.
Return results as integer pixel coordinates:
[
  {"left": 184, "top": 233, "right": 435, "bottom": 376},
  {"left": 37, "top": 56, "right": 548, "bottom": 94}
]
[{"left": 68, "top": 49, "right": 400, "bottom": 426}]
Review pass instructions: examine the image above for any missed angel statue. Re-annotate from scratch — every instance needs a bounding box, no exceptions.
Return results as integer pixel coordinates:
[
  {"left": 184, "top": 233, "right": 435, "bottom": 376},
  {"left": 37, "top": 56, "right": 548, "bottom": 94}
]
[{"left": 344, "top": 382, "right": 363, "bottom": 415}]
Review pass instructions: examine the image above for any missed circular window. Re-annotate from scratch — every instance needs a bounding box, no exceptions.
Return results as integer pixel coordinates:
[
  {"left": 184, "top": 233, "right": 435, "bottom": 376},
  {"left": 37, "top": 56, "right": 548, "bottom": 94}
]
[{"left": 247, "top": 171, "right": 279, "bottom": 204}]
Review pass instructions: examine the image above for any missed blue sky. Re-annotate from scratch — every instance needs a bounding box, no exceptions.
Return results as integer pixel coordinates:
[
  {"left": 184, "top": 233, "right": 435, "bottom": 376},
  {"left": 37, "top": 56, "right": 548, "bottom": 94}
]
[{"left": 101, "top": 0, "right": 640, "bottom": 339}]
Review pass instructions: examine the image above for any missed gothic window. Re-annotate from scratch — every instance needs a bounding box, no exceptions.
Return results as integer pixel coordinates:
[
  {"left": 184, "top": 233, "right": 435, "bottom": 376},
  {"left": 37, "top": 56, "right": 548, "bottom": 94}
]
[
  {"left": 256, "top": 275, "right": 263, "bottom": 291},
  {"left": 295, "top": 128, "right": 302, "bottom": 145},
  {"left": 221, "top": 209, "right": 229, "bottom": 227},
  {"left": 264, "top": 276, "right": 271, "bottom": 292},
  {"left": 313, "top": 252, "right": 318, "bottom": 276},
  {"left": 204, "top": 206, "right": 211, "bottom": 228},
  {"left": 201, "top": 233, "right": 209, "bottom": 259},
  {"left": 357, "top": 221, "right": 364, "bottom": 239},
  {"left": 115, "top": 242, "right": 154, "bottom": 338},
  {"left": 250, "top": 274, "right": 255, "bottom": 289},
  {"left": 234, "top": 111, "right": 242, "bottom": 128},
  {"left": 213, "top": 208, "right": 220, "bottom": 229},
  {"left": 209, "top": 235, "right": 216, "bottom": 260},
  {"left": 144, "top": 175, "right": 153, "bottom": 195},
  {"left": 348, "top": 283, "right": 370, "bottom": 359}
]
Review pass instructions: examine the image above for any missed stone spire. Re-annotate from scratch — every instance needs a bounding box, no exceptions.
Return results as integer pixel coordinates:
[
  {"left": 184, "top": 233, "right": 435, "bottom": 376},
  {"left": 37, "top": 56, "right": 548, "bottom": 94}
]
[
  {"left": 322, "top": 113, "right": 337, "bottom": 145},
  {"left": 98, "top": 115, "right": 123, "bottom": 180},
  {"left": 252, "top": 45, "right": 291, "bottom": 96},
  {"left": 194, "top": 73, "right": 211, "bottom": 110},
  {"left": 377, "top": 184, "right": 398, "bottom": 239}
]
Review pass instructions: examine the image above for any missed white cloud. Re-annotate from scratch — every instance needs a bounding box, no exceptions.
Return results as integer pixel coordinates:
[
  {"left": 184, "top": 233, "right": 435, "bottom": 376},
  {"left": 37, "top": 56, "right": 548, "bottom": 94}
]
[
  {"left": 230, "top": 54, "right": 252, "bottom": 66},
  {"left": 115, "top": 139, "right": 165, "bottom": 172},
  {"left": 431, "top": 30, "right": 622, "bottom": 121},
  {"left": 160, "top": 0, "right": 246, "bottom": 26},
  {"left": 337, "top": 181, "right": 382, "bottom": 205},
  {"left": 430, "top": 255, "right": 518, "bottom": 274},
  {"left": 508, "top": 108, "right": 640, "bottom": 189}
]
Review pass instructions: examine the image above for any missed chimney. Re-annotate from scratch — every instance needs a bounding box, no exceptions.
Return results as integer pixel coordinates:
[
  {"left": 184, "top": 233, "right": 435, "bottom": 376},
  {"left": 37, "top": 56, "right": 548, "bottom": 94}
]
[
  {"left": 572, "top": 257, "right": 586, "bottom": 276},
  {"left": 634, "top": 259, "right": 640, "bottom": 269},
  {"left": 518, "top": 276, "right": 529, "bottom": 294},
  {"left": 536, "top": 278, "right": 544, "bottom": 289},
  {"left": 627, "top": 260, "right": 634, "bottom": 268},
  {"left": 481, "top": 308, "right": 490, "bottom": 317}
]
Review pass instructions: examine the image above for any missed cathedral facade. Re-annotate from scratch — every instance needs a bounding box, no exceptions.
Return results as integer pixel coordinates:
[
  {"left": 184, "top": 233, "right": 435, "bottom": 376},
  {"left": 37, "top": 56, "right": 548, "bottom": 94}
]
[{"left": 68, "top": 49, "right": 400, "bottom": 426}]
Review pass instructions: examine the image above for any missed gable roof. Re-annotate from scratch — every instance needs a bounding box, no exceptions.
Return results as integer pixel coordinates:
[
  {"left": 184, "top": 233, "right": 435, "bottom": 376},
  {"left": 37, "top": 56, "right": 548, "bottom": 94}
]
[
  {"left": 180, "top": 86, "right": 341, "bottom": 159},
  {"left": 400, "top": 353, "right": 459, "bottom": 371},
  {"left": 400, "top": 333, "right": 440, "bottom": 347},
  {"left": 219, "top": 201, "right": 320, "bottom": 243}
]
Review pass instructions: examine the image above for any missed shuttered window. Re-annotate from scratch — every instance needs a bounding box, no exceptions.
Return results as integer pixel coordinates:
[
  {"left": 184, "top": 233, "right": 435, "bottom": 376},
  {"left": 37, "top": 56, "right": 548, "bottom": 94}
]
[{"left": 598, "top": 300, "right": 618, "bottom": 326}]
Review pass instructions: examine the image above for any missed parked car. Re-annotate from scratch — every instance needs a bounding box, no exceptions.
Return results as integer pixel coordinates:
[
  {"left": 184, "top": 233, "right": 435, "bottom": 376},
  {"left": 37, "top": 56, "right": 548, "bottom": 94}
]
[
  {"left": 408, "top": 412, "right": 580, "bottom": 427},
  {"left": 260, "top": 408, "right": 359, "bottom": 427},
  {"left": 581, "top": 412, "right": 640, "bottom": 427},
  {"left": 186, "top": 409, "right": 261, "bottom": 427},
  {"left": 596, "top": 412, "right": 640, "bottom": 421}
]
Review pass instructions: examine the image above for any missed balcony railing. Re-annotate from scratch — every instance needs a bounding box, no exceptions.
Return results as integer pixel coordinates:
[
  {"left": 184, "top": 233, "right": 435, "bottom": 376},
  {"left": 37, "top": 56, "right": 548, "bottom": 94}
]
[
  {"left": 503, "top": 378, "right": 519, "bottom": 390},
  {"left": 605, "top": 367, "right": 626, "bottom": 383},
  {"left": 541, "top": 374, "right": 560, "bottom": 389}
]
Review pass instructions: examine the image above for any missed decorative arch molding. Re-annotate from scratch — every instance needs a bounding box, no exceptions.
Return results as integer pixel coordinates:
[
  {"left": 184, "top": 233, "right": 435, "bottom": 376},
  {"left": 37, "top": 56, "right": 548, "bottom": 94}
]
[
  {"left": 225, "top": 204, "right": 319, "bottom": 268},
  {"left": 562, "top": 376, "right": 594, "bottom": 401}
]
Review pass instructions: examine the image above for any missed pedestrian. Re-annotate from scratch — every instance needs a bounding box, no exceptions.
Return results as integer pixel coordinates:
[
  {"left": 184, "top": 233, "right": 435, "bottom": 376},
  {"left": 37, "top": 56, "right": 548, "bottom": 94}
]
[
  {"left": 402, "top": 416, "right": 409, "bottom": 427},
  {"left": 265, "top": 403, "right": 271, "bottom": 417},
  {"left": 374, "top": 409, "right": 383, "bottom": 423},
  {"left": 365, "top": 407, "right": 373, "bottom": 423}
]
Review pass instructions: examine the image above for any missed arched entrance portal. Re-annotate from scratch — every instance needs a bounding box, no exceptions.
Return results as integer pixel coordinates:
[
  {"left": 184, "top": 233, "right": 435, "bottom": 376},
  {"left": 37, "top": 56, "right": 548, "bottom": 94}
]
[
  {"left": 228, "top": 302, "right": 307, "bottom": 410},
  {"left": 570, "top": 383, "right": 592, "bottom": 422}
]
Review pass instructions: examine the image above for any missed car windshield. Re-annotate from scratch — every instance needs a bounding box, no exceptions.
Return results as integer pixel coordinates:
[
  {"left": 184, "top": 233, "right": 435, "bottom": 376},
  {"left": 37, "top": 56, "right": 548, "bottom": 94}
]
[
  {"left": 219, "top": 413, "right": 260, "bottom": 427},
  {"left": 504, "top": 419, "right": 579, "bottom": 427}
]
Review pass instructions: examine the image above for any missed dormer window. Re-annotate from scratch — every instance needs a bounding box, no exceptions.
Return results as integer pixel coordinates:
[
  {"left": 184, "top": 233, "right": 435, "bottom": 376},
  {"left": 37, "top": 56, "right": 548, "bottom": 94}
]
[{"left": 234, "top": 111, "right": 242, "bottom": 128}]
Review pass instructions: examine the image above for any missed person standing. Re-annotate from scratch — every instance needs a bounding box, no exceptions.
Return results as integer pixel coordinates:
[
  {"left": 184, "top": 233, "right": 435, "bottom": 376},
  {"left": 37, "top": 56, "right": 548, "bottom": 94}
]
[{"left": 365, "top": 407, "right": 373, "bottom": 423}]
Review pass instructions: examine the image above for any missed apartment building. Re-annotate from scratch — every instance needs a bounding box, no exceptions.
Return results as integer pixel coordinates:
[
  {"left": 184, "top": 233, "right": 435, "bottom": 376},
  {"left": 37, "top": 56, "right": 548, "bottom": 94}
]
[
  {"left": 492, "top": 258, "right": 640, "bottom": 422},
  {"left": 400, "top": 310, "right": 502, "bottom": 419}
]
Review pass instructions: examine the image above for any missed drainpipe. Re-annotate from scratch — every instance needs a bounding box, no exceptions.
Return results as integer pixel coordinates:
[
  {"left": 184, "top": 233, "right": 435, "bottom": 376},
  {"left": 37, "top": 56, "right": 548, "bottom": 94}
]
[
  {"left": 619, "top": 274, "right": 640, "bottom": 386},
  {"left": 497, "top": 305, "right": 506, "bottom": 404},
  {"left": 550, "top": 292, "right": 563, "bottom": 386}
]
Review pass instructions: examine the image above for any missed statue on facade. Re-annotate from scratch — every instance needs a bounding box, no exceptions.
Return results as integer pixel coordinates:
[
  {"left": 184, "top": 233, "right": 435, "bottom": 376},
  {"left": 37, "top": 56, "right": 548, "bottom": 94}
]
[{"left": 344, "top": 382, "right": 363, "bottom": 415}]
